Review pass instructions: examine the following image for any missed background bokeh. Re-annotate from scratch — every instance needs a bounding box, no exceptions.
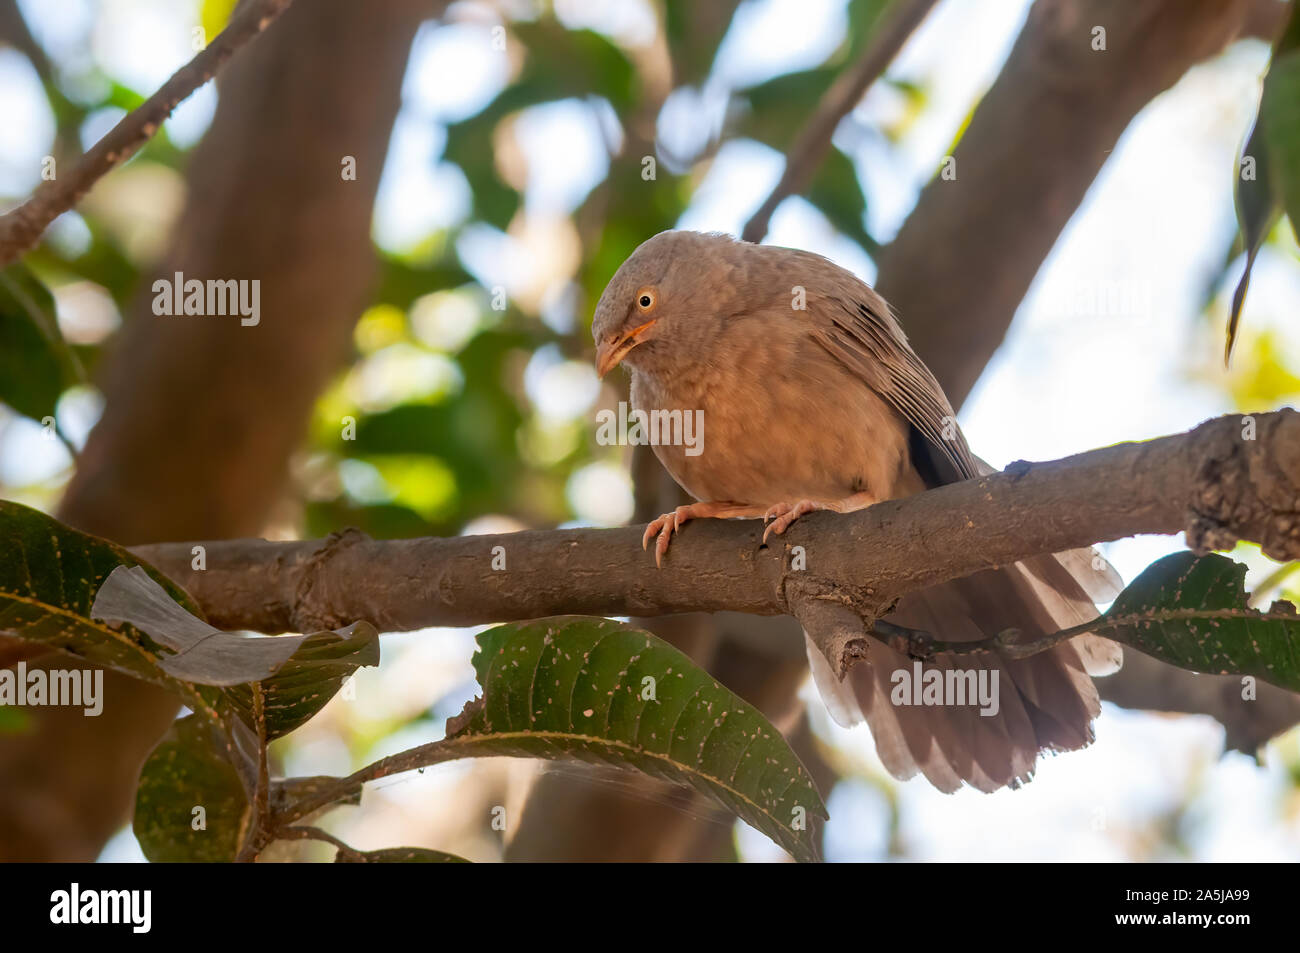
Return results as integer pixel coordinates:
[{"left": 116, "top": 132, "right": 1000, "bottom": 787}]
[{"left": 2, "top": 0, "right": 1299, "bottom": 861}]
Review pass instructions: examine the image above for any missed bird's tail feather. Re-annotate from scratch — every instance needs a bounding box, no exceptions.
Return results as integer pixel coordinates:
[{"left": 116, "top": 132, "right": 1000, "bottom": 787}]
[{"left": 807, "top": 547, "right": 1123, "bottom": 792}]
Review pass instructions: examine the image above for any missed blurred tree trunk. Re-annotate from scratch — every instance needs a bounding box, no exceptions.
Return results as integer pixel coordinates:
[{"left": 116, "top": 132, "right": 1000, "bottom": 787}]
[{"left": 0, "top": 0, "right": 433, "bottom": 861}]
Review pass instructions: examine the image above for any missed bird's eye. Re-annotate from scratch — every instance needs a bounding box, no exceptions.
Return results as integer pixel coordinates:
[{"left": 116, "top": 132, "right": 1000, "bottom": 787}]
[{"left": 637, "top": 291, "right": 655, "bottom": 310}]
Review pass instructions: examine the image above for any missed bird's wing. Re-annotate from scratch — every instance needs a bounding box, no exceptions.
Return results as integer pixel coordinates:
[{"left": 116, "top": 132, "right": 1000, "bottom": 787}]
[{"left": 807, "top": 292, "right": 981, "bottom": 484}]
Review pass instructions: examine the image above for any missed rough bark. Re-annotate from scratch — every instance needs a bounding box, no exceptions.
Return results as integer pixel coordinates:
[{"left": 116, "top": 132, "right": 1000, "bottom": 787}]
[{"left": 135, "top": 411, "right": 1300, "bottom": 633}]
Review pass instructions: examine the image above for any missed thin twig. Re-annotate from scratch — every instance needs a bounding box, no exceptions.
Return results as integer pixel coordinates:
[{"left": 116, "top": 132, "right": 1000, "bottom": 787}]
[
  {"left": 276, "top": 736, "right": 467, "bottom": 824},
  {"left": 872, "top": 618, "right": 1094, "bottom": 662},
  {"left": 276, "top": 825, "right": 368, "bottom": 861},
  {"left": 741, "top": 0, "right": 939, "bottom": 244},
  {"left": 0, "top": 0, "right": 295, "bottom": 268}
]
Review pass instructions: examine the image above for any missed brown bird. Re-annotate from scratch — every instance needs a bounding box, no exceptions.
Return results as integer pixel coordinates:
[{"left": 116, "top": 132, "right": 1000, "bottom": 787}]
[{"left": 592, "top": 229, "right": 1122, "bottom": 793}]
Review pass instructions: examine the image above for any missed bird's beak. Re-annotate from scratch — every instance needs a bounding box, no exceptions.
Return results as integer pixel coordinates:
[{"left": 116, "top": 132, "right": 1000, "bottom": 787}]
[{"left": 596, "top": 318, "right": 657, "bottom": 378}]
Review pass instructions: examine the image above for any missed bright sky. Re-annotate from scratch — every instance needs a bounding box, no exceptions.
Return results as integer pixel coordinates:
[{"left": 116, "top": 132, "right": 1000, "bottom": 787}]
[{"left": 2, "top": 0, "right": 1298, "bottom": 862}]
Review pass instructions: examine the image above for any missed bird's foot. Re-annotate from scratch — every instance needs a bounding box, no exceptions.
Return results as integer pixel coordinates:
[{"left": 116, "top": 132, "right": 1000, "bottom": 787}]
[
  {"left": 761, "top": 491, "right": 878, "bottom": 544},
  {"left": 643, "top": 501, "right": 766, "bottom": 568}
]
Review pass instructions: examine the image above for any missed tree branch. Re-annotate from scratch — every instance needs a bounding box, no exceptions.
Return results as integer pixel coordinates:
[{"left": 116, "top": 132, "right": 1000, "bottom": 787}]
[
  {"left": 0, "top": 0, "right": 294, "bottom": 268},
  {"left": 741, "top": 0, "right": 938, "bottom": 244},
  {"left": 133, "top": 411, "right": 1300, "bottom": 643}
]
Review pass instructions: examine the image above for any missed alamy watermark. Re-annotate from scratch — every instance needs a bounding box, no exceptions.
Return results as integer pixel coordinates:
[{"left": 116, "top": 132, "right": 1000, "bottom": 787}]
[
  {"left": 891, "top": 662, "right": 999, "bottom": 717},
  {"left": 50, "top": 884, "right": 150, "bottom": 933},
  {"left": 595, "top": 401, "right": 704, "bottom": 457},
  {"left": 1039, "top": 278, "right": 1152, "bottom": 320},
  {"left": 0, "top": 663, "right": 103, "bottom": 716},
  {"left": 152, "top": 271, "right": 260, "bottom": 326}
]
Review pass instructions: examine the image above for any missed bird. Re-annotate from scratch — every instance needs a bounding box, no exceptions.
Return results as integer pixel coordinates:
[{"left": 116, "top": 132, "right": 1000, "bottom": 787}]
[{"left": 591, "top": 229, "right": 1123, "bottom": 793}]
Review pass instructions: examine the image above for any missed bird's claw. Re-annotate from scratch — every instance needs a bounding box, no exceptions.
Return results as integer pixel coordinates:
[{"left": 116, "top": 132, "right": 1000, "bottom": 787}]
[
  {"left": 642, "top": 505, "right": 692, "bottom": 568},
  {"left": 762, "top": 499, "right": 825, "bottom": 544}
]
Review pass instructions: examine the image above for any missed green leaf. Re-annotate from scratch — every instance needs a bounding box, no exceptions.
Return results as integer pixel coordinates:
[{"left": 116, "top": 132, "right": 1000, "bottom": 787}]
[
  {"left": 335, "top": 846, "right": 470, "bottom": 863},
  {"left": 447, "top": 617, "right": 827, "bottom": 862},
  {"left": 740, "top": 68, "right": 839, "bottom": 148},
  {"left": 808, "top": 148, "right": 879, "bottom": 256},
  {"left": 1227, "top": 5, "right": 1300, "bottom": 361},
  {"left": 1090, "top": 552, "right": 1300, "bottom": 692},
  {"left": 1226, "top": 117, "right": 1279, "bottom": 362},
  {"left": 224, "top": 623, "right": 380, "bottom": 739},
  {"left": 0, "top": 500, "right": 211, "bottom": 702},
  {"left": 1261, "top": 48, "right": 1300, "bottom": 245},
  {"left": 0, "top": 501, "right": 376, "bottom": 743},
  {"left": 0, "top": 264, "right": 83, "bottom": 424},
  {"left": 134, "top": 714, "right": 248, "bottom": 863},
  {"left": 662, "top": 0, "right": 743, "bottom": 87},
  {"left": 510, "top": 22, "right": 637, "bottom": 113}
]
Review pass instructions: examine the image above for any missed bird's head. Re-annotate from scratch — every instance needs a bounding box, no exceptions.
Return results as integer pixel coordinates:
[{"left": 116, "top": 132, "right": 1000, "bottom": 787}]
[{"left": 592, "top": 230, "right": 743, "bottom": 379}]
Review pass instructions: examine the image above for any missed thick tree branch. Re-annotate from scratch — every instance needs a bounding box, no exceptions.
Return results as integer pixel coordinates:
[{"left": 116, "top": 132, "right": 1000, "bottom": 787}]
[
  {"left": 740, "top": 0, "right": 939, "bottom": 244},
  {"left": 134, "top": 410, "right": 1300, "bottom": 637},
  {"left": 0, "top": 0, "right": 294, "bottom": 267}
]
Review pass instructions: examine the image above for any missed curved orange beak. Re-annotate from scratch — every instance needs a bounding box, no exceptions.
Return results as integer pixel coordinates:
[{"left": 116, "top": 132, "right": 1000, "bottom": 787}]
[{"left": 596, "top": 318, "right": 657, "bottom": 378}]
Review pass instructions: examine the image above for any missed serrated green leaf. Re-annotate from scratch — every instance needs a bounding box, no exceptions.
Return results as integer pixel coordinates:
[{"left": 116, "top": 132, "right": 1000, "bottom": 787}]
[
  {"left": 447, "top": 617, "right": 827, "bottom": 862},
  {"left": 1091, "top": 552, "right": 1300, "bottom": 691},
  {"left": 133, "top": 714, "right": 248, "bottom": 863},
  {"left": 335, "top": 846, "right": 470, "bottom": 863},
  {"left": 0, "top": 264, "right": 83, "bottom": 424}
]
